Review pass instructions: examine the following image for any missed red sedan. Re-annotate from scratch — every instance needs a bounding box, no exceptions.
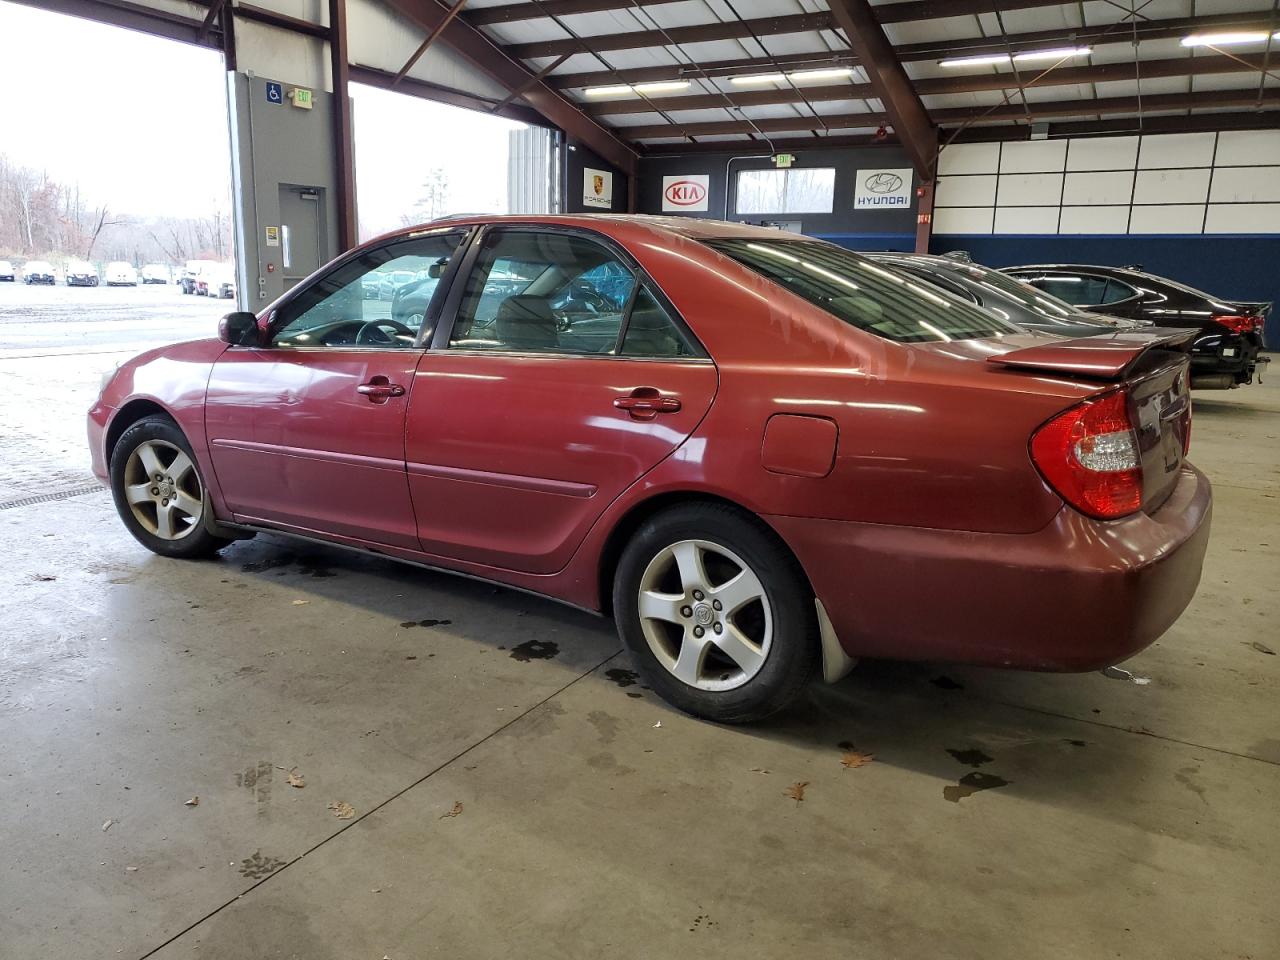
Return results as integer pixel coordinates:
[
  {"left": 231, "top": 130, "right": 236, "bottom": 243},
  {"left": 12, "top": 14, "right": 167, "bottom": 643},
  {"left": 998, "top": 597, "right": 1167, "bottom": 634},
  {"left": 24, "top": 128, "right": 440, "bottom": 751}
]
[{"left": 89, "top": 216, "right": 1211, "bottom": 722}]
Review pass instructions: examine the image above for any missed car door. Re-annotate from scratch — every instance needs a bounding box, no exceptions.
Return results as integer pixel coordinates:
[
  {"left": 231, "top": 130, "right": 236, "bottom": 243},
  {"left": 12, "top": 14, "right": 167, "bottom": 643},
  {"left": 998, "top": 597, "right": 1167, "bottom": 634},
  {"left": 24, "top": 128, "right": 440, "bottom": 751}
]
[
  {"left": 1014, "top": 270, "right": 1145, "bottom": 320},
  {"left": 205, "top": 228, "right": 468, "bottom": 548},
  {"left": 405, "top": 226, "right": 718, "bottom": 575}
]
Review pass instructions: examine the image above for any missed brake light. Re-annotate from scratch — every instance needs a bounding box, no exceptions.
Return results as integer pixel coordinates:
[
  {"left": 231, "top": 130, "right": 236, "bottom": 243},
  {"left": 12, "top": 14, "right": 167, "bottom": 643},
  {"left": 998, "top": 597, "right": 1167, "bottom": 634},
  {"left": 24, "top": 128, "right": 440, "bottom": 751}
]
[
  {"left": 1216, "top": 315, "right": 1260, "bottom": 334},
  {"left": 1031, "top": 391, "right": 1143, "bottom": 520}
]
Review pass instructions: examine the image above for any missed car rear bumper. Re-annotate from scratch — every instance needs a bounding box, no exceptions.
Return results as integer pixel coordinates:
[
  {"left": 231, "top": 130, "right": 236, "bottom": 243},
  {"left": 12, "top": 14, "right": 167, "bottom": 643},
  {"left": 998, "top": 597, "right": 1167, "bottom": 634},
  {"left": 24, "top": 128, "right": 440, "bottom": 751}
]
[{"left": 766, "top": 464, "right": 1212, "bottom": 672}]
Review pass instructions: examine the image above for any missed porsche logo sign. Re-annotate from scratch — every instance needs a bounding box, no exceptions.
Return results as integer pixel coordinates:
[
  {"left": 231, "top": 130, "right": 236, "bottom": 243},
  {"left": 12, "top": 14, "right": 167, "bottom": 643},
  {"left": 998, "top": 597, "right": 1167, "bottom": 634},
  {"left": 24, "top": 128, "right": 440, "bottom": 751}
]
[{"left": 662, "top": 174, "right": 710, "bottom": 212}]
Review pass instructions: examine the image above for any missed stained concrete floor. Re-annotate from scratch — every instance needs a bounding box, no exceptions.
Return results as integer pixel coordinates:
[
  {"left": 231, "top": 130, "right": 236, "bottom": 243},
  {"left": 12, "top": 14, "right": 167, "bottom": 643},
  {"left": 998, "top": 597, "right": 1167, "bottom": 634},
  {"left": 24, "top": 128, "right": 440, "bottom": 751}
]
[{"left": 1, "top": 374, "right": 1277, "bottom": 960}]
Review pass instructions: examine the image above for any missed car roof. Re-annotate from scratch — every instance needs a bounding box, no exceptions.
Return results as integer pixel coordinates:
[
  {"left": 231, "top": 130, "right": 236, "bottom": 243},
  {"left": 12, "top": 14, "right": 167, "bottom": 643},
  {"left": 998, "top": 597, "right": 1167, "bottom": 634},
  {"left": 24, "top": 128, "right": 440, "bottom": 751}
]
[
  {"left": 1007, "top": 263, "right": 1153, "bottom": 282},
  {"left": 382, "top": 213, "right": 806, "bottom": 245}
]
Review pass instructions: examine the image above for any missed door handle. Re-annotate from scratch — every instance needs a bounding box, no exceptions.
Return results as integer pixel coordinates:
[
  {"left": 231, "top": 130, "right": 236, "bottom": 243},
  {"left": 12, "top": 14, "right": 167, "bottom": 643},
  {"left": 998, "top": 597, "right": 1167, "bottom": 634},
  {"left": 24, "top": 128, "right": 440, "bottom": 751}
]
[
  {"left": 614, "top": 387, "right": 681, "bottom": 421},
  {"left": 357, "top": 377, "right": 406, "bottom": 403}
]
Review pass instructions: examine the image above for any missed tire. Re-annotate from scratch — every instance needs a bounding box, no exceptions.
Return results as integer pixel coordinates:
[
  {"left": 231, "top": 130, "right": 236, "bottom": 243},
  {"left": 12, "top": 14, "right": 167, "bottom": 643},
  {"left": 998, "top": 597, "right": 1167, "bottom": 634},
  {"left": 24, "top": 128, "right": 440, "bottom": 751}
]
[
  {"left": 109, "top": 416, "right": 232, "bottom": 559},
  {"left": 612, "top": 503, "right": 819, "bottom": 723}
]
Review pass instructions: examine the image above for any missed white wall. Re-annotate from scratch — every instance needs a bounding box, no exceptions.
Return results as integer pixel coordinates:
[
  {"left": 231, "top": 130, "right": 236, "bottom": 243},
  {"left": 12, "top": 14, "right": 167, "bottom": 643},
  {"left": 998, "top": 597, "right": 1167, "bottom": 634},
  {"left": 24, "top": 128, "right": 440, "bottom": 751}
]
[{"left": 934, "top": 131, "right": 1280, "bottom": 236}]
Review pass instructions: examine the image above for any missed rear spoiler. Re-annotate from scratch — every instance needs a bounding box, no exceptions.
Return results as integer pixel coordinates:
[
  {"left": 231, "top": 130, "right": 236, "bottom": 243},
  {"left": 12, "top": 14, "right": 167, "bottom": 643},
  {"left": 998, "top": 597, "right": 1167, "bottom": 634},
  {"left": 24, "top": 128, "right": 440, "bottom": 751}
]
[
  {"left": 987, "top": 328, "right": 1197, "bottom": 379},
  {"left": 1229, "top": 300, "right": 1272, "bottom": 318}
]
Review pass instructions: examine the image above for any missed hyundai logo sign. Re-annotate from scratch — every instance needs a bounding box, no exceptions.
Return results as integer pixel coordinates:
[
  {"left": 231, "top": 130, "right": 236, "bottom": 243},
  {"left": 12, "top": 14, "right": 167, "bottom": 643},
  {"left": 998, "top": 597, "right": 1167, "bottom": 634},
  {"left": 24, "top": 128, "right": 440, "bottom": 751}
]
[{"left": 854, "top": 167, "right": 913, "bottom": 209}]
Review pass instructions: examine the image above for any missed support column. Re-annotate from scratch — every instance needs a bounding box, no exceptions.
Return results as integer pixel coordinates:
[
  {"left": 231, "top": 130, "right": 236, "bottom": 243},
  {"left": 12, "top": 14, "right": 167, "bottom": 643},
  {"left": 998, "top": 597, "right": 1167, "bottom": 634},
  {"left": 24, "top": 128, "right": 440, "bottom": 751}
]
[
  {"left": 915, "top": 179, "right": 934, "bottom": 255},
  {"left": 329, "top": 0, "right": 357, "bottom": 252}
]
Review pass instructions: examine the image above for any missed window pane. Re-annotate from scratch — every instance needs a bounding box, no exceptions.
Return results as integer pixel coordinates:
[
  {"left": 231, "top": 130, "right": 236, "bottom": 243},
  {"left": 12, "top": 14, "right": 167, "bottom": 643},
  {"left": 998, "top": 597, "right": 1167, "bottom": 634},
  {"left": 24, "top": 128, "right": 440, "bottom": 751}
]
[
  {"left": 705, "top": 238, "right": 1022, "bottom": 344},
  {"left": 621, "top": 288, "right": 698, "bottom": 358},
  {"left": 735, "top": 168, "right": 834, "bottom": 214},
  {"left": 450, "top": 231, "right": 634, "bottom": 355},
  {"left": 272, "top": 232, "right": 464, "bottom": 348}
]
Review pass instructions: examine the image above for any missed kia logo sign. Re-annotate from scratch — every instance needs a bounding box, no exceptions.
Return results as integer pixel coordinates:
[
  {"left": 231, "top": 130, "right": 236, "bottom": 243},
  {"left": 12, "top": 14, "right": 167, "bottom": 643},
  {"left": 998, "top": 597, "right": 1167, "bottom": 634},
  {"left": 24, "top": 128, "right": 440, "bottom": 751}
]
[
  {"left": 865, "top": 172, "right": 904, "bottom": 194},
  {"left": 664, "top": 180, "right": 707, "bottom": 206}
]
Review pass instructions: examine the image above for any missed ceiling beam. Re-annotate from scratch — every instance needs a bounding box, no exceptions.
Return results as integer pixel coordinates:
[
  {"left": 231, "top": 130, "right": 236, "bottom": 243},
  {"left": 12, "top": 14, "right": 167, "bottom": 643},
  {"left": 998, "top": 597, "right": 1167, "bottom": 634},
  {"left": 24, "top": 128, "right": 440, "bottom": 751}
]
[
  {"left": 349, "top": 64, "right": 546, "bottom": 125},
  {"left": 546, "top": 10, "right": 1280, "bottom": 87},
  {"left": 467, "top": 0, "right": 1070, "bottom": 29},
  {"left": 826, "top": 0, "right": 935, "bottom": 177},
  {"left": 380, "top": 0, "right": 637, "bottom": 173},
  {"left": 583, "top": 51, "right": 1276, "bottom": 117}
]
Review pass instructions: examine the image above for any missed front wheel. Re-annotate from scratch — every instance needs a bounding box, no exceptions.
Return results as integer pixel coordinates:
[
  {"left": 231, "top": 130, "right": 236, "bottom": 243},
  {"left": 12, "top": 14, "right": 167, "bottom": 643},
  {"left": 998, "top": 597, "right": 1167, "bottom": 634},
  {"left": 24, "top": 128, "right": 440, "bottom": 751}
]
[
  {"left": 612, "top": 503, "right": 819, "bottom": 723},
  {"left": 109, "top": 416, "right": 232, "bottom": 559}
]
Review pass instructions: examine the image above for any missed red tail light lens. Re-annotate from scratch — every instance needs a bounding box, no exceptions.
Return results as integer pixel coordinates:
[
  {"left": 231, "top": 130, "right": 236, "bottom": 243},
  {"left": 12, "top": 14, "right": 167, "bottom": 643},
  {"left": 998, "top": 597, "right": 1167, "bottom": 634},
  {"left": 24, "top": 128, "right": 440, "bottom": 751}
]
[
  {"left": 1031, "top": 391, "right": 1143, "bottom": 520},
  {"left": 1216, "top": 315, "right": 1260, "bottom": 334}
]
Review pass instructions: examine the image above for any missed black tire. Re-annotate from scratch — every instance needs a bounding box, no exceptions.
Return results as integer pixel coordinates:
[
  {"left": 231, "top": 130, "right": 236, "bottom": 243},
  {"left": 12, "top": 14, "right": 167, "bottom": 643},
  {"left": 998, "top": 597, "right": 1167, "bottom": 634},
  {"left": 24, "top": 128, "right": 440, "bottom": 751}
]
[
  {"left": 109, "top": 416, "right": 232, "bottom": 559},
  {"left": 612, "top": 502, "right": 819, "bottom": 724}
]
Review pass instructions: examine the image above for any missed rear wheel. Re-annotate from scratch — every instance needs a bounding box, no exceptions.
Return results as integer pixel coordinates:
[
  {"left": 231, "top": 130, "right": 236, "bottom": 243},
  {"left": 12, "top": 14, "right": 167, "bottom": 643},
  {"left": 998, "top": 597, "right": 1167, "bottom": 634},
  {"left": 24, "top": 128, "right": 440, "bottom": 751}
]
[
  {"left": 109, "top": 416, "right": 232, "bottom": 559},
  {"left": 612, "top": 503, "right": 819, "bottom": 723}
]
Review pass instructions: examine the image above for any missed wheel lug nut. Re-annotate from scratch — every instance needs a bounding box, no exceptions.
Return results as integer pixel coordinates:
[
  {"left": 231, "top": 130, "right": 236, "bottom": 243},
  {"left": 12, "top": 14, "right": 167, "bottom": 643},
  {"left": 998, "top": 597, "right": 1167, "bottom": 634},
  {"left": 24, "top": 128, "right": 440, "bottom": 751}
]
[
  {"left": 150, "top": 487, "right": 159, "bottom": 495},
  {"left": 713, "top": 623, "right": 723, "bottom": 635},
  {"left": 712, "top": 600, "right": 722, "bottom": 611},
  {"left": 681, "top": 606, "right": 692, "bottom": 618},
  {"left": 161, "top": 499, "right": 168, "bottom": 506},
  {"left": 692, "top": 589, "right": 705, "bottom": 601},
  {"left": 693, "top": 626, "right": 704, "bottom": 638}
]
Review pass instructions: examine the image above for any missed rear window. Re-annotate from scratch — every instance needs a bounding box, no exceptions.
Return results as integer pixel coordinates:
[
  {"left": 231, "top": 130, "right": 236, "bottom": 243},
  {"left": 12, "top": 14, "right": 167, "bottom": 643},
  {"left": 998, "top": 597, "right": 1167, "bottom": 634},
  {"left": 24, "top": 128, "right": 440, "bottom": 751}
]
[{"left": 705, "top": 239, "right": 1021, "bottom": 343}]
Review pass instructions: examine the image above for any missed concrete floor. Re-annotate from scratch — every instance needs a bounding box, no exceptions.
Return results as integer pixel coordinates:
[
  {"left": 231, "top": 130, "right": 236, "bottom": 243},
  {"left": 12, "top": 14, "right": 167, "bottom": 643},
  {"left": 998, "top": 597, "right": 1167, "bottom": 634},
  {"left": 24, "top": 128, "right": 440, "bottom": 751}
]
[{"left": 1, "top": 363, "right": 1277, "bottom": 958}]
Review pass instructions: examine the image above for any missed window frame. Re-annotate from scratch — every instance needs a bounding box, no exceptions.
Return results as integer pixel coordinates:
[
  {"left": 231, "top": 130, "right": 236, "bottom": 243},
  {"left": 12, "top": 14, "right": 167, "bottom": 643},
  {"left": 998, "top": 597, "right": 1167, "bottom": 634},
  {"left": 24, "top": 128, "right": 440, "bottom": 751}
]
[
  {"left": 430, "top": 224, "right": 710, "bottom": 362},
  {"left": 255, "top": 225, "right": 475, "bottom": 353},
  {"left": 733, "top": 167, "right": 837, "bottom": 216}
]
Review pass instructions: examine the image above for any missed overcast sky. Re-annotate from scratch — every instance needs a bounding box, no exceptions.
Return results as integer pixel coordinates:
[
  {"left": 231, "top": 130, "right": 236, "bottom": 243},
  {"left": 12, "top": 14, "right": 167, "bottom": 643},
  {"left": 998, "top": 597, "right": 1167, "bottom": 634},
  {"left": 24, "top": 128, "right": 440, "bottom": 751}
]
[{"left": 0, "top": 0, "right": 532, "bottom": 230}]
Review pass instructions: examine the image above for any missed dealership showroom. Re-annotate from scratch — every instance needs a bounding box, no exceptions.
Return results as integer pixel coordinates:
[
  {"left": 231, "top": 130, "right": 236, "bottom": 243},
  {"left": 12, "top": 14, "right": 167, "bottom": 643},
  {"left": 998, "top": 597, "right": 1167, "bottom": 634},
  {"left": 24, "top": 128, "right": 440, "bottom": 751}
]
[{"left": 3, "top": 0, "right": 1280, "bottom": 956}]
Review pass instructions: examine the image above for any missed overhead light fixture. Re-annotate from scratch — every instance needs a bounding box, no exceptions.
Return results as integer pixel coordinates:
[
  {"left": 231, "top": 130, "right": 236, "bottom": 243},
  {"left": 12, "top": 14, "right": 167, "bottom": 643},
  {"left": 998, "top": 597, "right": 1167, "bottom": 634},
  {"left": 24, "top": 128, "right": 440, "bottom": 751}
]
[
  {"left": 584, "top": 84, "right": 635, "bottom": 98},
  {"left": 1180, "top": 32, "right": 1272, "bottom": 47},
  {"left": 730, "top": 73, "right": 787, "bottom": 86},
  {"left": 787, "top": 67, "right": 855, "bottom": 82},
  {"left": 1013, "top": 46, "right": 1092, "bottom": 62},
  {"left": 938, "top": 53, "right": 1011, "bottom": 68},
  {"left": 632, "top": 79, "right": 690, "bottom": 94}
]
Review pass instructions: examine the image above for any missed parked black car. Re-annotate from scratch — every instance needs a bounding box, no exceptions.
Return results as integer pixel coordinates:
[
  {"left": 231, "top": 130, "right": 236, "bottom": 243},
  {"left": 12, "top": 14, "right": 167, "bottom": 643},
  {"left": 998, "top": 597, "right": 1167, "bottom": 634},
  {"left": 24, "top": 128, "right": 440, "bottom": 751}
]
[
  {"left": 865, "top": 253, "right": 1148, "bottom": 338},
  {"left": 1002, "top": 264, "right": 1269, "bottom": 389}
]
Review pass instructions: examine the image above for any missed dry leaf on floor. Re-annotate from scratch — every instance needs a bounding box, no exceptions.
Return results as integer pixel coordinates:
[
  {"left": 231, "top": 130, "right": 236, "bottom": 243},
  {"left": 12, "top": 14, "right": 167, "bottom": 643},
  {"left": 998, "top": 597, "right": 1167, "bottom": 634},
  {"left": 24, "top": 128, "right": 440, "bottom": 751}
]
[
  {"left": 328, "top": 800, "right": 355, "bottom": 820},
  {"left": 652, "top": 721, "right": 662, "bottom": 729},
  {"left": 439, "top": 801, "right": 463, "bottom": 820},
  {"left": 184, "top": 796, "right": 199, "bottom": 807},
  {"left": 840, "top": 750, "right": 874, "bottom": 770},
  {"left": 286, "top": 769, "right": 306, "bottom": 788},
  {"left": 750, "top": 767, "right": 771, "bottom": 775},
  {"left": 291, "top": 599, "right": 310, "bottom": 606},
  {"left": 1252, "top": 641, "right": 1276, "bottom": 656},
  {"left": 29, "top": 573, "right": 56, "bottom": 582},
  {"left": 784, "top": 781, "right": 809, "bottom": 804},
  {"left": 102, "top": 819, "right": 115, "bottom": 832}
]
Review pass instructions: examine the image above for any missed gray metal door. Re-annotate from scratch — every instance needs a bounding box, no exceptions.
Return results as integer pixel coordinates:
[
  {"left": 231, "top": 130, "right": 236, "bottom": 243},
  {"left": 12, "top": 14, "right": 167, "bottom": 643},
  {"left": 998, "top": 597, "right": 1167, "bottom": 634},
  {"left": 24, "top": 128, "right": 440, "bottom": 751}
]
[{"left": 279, "top": 186, "right": 322, "bottom": 291}]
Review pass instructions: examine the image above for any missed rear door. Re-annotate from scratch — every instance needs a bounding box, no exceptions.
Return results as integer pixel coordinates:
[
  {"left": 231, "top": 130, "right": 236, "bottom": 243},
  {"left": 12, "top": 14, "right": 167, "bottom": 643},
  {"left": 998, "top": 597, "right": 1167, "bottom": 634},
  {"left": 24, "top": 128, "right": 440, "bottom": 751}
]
[{"left": 405, "top": 226, "right": 717, "bottom": 574}]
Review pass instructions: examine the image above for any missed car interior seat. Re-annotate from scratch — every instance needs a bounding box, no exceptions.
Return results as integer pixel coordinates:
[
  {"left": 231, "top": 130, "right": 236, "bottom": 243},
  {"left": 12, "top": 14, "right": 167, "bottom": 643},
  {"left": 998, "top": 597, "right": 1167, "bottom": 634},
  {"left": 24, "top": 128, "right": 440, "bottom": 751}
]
[{"left": 494, "top": 295, "right": 559, "bottom": 351}]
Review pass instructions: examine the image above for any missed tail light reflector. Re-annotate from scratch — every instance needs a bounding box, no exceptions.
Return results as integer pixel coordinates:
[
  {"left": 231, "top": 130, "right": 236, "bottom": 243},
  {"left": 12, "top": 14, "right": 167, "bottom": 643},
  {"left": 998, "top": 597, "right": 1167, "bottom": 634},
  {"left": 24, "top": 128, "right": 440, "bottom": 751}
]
[
  {"left": 1216, "top": 315, "right": 1260, "bottom": 334},
  {"left": 1031, "top": 390, "right": 1143, "bottom": 520}
]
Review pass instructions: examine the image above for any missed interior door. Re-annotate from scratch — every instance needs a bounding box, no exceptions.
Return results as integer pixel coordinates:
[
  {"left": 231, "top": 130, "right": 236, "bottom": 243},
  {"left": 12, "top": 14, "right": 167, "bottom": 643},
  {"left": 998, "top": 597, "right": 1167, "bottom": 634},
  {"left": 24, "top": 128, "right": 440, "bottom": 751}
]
[
  {"left": 279, "top": 186, "right": 323, "bottom": 292},
  {"left": 405, "top": 227, "right": 717, "bottom": 574},
  {"left": 206, "top": 229, "right": 467, "bottom": 548}
]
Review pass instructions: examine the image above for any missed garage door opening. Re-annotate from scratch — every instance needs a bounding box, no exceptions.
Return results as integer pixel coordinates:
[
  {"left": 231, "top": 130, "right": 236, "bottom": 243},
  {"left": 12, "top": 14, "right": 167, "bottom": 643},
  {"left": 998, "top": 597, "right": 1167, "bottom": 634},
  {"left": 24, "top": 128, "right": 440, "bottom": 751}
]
[{"left": 351, "top": 83, "right": 557, "bottom": 242}]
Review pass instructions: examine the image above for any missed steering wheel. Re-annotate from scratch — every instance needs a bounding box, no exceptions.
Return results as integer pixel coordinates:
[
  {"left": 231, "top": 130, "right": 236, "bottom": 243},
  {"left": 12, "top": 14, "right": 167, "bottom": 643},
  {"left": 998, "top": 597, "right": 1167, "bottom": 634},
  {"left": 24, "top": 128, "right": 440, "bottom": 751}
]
[
  {"left": 355, "top": 318, "right": 415, "bottom": 346},
  {"left": 568, "top": 282, "right": 611, "bottom": 311}
]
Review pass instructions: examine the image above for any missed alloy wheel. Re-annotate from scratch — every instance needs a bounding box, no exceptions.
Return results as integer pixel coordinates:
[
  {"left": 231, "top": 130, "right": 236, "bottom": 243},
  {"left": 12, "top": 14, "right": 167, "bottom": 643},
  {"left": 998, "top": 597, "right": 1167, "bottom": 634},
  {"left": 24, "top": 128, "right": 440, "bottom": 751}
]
[
  {"left": 637, "top": 539, "right": 773, "bottom": 691},
  {"left": 122, "top": 439, "right": 203, "bottom": 540}
]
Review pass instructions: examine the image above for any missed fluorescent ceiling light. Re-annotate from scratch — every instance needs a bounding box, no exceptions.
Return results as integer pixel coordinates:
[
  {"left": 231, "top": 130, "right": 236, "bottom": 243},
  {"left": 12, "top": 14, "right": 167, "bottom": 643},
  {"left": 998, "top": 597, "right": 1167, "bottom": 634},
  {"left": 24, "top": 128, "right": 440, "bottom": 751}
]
[
  {"left": 788, "top": 67, "right": 854, "bottom": 82},
  {"left": 731, "top": 73, "right": 787, "bottom": 86},
  {"left": 939, "top": 53, "right": 1011, "bottom": 68},
  {"left": 584, "top": 84, "right": 634, "bottom": 98},
  {"left": 1180, "top": 32, "right": 1271, "bottom": 47},
  {"left": 1013, "top": 46, "right": 1092, "bottom": 62},
  {"left": 632, "top": 80, "right": 690, "bottom": 94}
]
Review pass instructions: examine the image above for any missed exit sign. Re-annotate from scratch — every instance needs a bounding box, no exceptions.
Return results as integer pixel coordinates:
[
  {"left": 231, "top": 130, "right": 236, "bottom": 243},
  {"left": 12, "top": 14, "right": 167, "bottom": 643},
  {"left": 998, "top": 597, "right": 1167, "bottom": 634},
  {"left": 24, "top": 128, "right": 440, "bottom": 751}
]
[
  {"left": 290, "top": 87, "right": 313, "bottom": 109},
  {"left": 773, "top": 153, "right": 794, "bottom": 168}
]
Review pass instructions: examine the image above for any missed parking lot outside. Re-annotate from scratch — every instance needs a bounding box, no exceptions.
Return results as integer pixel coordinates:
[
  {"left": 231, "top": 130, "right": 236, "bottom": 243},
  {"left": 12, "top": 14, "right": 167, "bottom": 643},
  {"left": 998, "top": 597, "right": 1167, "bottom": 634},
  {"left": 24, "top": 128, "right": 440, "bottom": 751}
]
[{"left": 1, "top": 279, "right": 1278, "bottom": 958}]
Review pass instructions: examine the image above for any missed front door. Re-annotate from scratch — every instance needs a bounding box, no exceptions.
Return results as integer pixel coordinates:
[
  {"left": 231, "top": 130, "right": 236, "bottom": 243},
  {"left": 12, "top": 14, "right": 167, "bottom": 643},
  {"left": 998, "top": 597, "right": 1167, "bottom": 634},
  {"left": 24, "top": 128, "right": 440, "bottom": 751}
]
[
  {"left": 206, "top": 229, "right": 467, "bottom": 548},
  {"left": 279, "top": 186, "right": 323, "bottom": 292},
  {"left": 406, "top": 227, "right": 717, "bottom": 574}
]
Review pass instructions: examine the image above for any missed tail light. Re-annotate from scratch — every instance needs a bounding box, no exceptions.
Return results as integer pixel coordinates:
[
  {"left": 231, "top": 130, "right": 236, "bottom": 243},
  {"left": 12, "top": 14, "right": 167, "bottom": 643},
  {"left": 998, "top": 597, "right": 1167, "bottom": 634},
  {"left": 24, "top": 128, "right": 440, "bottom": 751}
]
[
  {"left": 1215, "top": 315, "right": 1261, "bottom": 334},
  {"left": 1031, "top": 390, "right": 1142, "bottom": 520}
]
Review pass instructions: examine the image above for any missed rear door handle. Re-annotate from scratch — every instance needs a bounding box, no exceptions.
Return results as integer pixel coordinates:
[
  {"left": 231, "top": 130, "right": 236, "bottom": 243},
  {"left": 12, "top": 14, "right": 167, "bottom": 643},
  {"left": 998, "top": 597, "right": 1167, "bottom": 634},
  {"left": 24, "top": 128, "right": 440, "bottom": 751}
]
[
  {"left": 614, "top": 387, "right": 681, "bottom": 420},
  {"left": 357, "top": 377, "right": 406, "bottom": 403}
]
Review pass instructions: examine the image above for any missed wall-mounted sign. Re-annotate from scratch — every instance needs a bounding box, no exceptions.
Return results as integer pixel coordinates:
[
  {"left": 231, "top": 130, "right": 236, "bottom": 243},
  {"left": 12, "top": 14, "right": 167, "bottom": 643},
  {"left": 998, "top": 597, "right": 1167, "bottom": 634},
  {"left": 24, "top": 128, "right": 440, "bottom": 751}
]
[
  {"left": 854, "top": 167, "right": 913, "bottom": 209},
  {"left": 773, "top": 153, "right": 795, "bottom": 168},
  {"left": 583, "top": 167, "right": 612, "bottom": 209},
  {"left": 662, "top": 175, "right": 710, "bottom": 212},
  {"left": 265, "top": 226, "right": 280, "bottom": 247},
  {"left": 265, "top": 81, "right": 283, "bottom": 105},
  {"left": 289, "top": 87, "right": 313, "bottom": 110}
]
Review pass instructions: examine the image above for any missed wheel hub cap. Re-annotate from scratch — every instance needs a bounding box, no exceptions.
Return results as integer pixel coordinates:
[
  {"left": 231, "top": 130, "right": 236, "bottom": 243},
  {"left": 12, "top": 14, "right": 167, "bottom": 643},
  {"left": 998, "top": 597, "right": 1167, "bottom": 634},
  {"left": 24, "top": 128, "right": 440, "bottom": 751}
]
[{"left": 693, "top": 603, "right": 714, "bottom": 626}]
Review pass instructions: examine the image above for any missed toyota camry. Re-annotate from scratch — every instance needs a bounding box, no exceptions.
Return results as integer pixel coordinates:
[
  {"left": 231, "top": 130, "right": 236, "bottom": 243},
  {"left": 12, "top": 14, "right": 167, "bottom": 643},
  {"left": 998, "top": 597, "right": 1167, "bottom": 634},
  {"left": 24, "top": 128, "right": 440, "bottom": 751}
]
[{"left": 88, "top": 216, "right": 1211, "bottom": 722}]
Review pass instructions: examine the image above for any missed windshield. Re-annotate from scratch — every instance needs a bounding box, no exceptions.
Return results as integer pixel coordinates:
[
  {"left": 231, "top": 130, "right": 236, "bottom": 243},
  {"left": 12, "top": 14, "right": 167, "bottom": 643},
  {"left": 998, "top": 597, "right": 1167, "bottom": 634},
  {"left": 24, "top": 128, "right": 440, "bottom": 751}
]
[{"left": 705, "top": 239, "right": 1021, "bottom": 343}]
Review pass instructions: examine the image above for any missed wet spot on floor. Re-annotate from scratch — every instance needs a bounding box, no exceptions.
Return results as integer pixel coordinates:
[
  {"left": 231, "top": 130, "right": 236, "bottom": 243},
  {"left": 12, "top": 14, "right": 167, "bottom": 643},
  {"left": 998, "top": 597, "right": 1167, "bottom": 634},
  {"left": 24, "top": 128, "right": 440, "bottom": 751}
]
[
  {"left": 689, "top": 914, "right": 716, "bottom": 933},
  {"left": 1175, "top": 765, "right": 1207, "bottom": 803},
  {"left": 239, "top": 850, "right": 287, "bottom": 879},
  {"left": 604, "top": 668, "right": 640, "bottom": 688},
  {"left": 931, "top": 675, "right": 963, "bottom": 690},
  {"left": 241, "top": 553, "right": 296, "bottom": 573},
  {"left": 943, "top": 772, "right": 1010, "bottom": 803},
  {"left": 587, "top": 710, "right": 619, "bottom": 745},
  {"left": 509, "top": 639, "right": 558, "bottom": 662},
  {"left": 400, "top": 618, "right": 452, "bottom": 629},
  {"left": 946, "top": 748, "right": 993, "bottom": 768},
  {"left": 1064, "top": 738, "right": 1087, "bottom": 747},
  {"left": 235, "top": 761, "right": 273, "bottom": 815},
  {"left": 626, "top": 692, "right": 643, "bottom": 699}
]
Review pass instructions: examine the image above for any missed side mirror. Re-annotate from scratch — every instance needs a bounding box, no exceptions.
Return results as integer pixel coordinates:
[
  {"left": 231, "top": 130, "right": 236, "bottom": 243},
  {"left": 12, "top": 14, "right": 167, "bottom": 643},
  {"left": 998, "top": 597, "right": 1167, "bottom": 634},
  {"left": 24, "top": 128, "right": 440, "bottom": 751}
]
[{"left": 219, "top": 311, "right": 261, "bottom": 346}]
